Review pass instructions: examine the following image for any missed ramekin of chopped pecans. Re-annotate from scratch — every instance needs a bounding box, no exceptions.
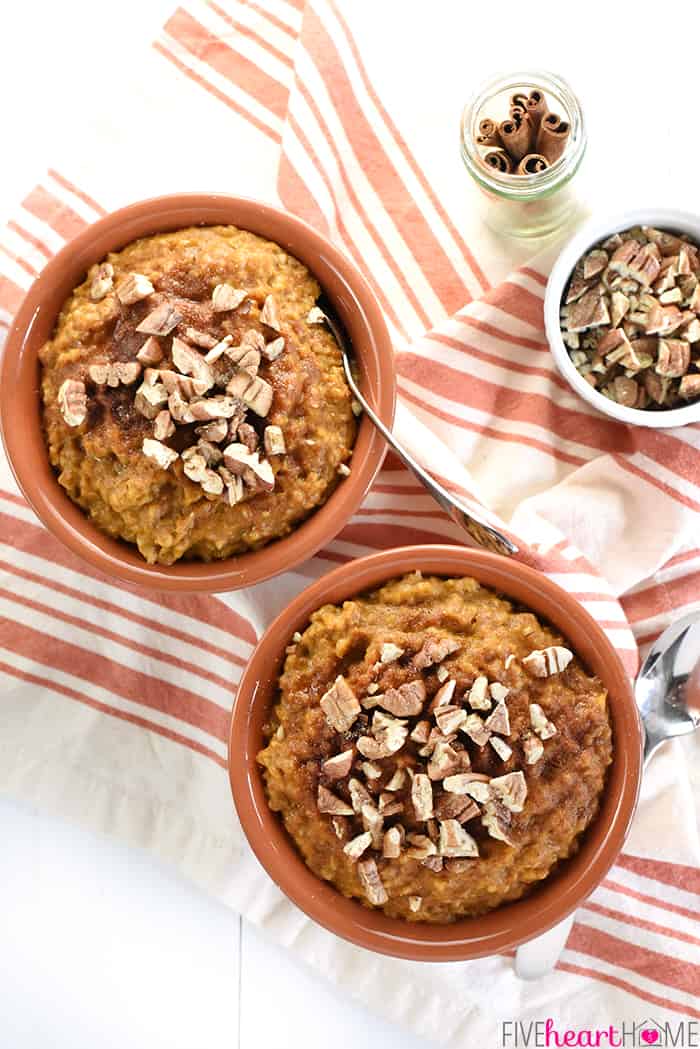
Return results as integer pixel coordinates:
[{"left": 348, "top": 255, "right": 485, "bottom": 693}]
[{"left": 544, "top": 210, "right": 700, "bottom": 428}]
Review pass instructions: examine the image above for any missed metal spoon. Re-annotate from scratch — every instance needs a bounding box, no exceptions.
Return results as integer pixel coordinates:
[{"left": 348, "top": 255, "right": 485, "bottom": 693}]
[
  {"left": 315, "top": 295, "right": 518, "bottom": 557},
  {"left": 515, "top": 611, "right": 700, "bottom": 980}
]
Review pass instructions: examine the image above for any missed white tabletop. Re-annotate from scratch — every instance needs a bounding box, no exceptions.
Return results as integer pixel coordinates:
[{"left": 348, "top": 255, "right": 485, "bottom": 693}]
[{"left": 0, "top": 4, "right": 422, "bottom": 1045}]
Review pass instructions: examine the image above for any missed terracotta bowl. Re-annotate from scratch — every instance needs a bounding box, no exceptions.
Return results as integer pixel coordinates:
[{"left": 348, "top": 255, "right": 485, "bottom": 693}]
[
  {"left": 0, "top": 194, "right": 395, "bottom": 592},
  {"left": 229, "top": 544, "right": 643, "bottom": 962}
]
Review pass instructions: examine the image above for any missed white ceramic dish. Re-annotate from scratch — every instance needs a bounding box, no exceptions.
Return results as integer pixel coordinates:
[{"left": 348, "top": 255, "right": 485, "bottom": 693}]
[{"left": 544, "top": 208, "right": 700, "bottom": 429}]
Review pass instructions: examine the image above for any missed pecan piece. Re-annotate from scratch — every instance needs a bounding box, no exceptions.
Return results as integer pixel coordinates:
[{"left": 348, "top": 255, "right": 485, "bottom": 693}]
[
  {"left": 116, "top": 273, "right": 154, "bottom": 305},
  {"left": 382, "top": 827, "right": 402, "bottom": 859},
  {"left": 434, "top": 706, "right": 467, "bottom": 735},
  {"left": 263, "top": 425, "right": 286, "bottom": 456},
  {"left": 467, "top": 675, "right": 491, "bottom": 711},
  {"left": 484, "top": 701, "right": 510, "bottom": 736},
  {"left": 89, "top": 262, "right": 113, "bottom": 301},
  {"left": 344, "top": 831, "right": 372, "bottom": 861},
  {"left": 489, "top": 736, "right": 513, "bottom": 761},
  {"left": 212, "top": 284, "right": 246, "bottom": 312},
  {"left": 413, "top": 636, "right": 460, "bottom": 670},
  {"left": 427, "top": 740, "right": 463, "bottom": 781},
  {"left": 317, "top": 785, "right": 354, "bottom": 816},
  {"left": 522, "top": 646, "right": 573, "bottom": 677},
  {"left": 522, "top": 732, "right": 544, "bottom": 765},
  {"left": 135, "top": 381, "right": 168, "bottom": 420},
  {"left": 142, "top": 437, "right": 178, "bottom": 469},
  {"left": 171, "top": 337, "right": 214, "bottom": 391},
  {"left": 153, "top": 410, "right": 175, "bottom": 441},
  {"left": 136, "top": 336, "right": 163, "bottom": 366},
  {"left": 226, "top": 370, "right": 273, "bottom": 417},
  {"left": 529, "top": 703, "right": 557, "bottom": 740},
  {"left": 438, "top": 819, "right": 479, "bottom": 858},
  {"left": 461, "top": 713, "right": 491, "bottom": 747},
  {"left": 57, "top": 379, "right": 87, "bottom": 427},
  {"left": 411, "top": 773, "right": 434, "bottom": 821},
  {"left": 679, "top": 374, "right": 700, "bottom": 399},
  {"left": 262, "top": 336, "right": 285, "bottom": 362},
  {"left": 379, "top": 642, "right": 404, "bottom": 664},
  {"left": 222, "top": 442, "right": 274, "bottom": 491},
  {"left": 656, "top": 339, "right": 690, "bottom": 378},
  {"left": 490, "top": 771, "right": 527, "bottom": 812},
  {"left": 136, "top": 301, "right": 182, "bottom": 336},
  {"left": 377, "top": 679, "right": 426, "bottom": 717},
  {"left": 260, "top": 294, "right": 281, "bottom": 332},
  {"left": 319, "top": 676, "right": 361, "bottom": 733},
  {"left": 428, "top": 678, "right": 457, "bottom": 713},
  {"left": 357, "top": 859, "right": 388, "bottom": 905}
]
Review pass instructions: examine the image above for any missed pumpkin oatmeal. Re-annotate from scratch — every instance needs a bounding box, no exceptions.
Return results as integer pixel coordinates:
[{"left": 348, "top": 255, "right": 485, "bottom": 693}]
[
  {"left": 257, "top": 573, "right": 612, "bottom": 923},
  {"left": 39, "top": 225, "right": 356, "bottom": 564}
]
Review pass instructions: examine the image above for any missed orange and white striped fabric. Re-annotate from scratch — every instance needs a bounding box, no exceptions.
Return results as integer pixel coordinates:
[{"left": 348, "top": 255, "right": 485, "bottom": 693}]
[{"left": 0, "top": 2, "right": 698, "bottom": 1042}]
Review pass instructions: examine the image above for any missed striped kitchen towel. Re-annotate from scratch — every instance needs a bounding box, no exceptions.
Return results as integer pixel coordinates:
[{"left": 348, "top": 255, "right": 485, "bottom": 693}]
[{"left": 0, "top": 2, "right": 698, "bottom": 1043}]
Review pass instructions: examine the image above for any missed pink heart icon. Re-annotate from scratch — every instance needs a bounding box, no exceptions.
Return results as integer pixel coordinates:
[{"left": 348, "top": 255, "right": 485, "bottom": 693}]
[{"left": 641, "top": 1031, "right": 659, "bottom": 1045}]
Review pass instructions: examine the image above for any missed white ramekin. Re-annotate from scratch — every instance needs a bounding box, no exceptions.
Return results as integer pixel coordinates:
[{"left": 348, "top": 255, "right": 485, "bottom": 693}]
[{"left": 544, "top": 208, "right": 700, "bottom": 428}]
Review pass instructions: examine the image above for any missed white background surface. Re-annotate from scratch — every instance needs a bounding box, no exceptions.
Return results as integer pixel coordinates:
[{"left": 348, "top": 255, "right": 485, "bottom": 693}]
[{"left": 0, "top": 3, "right": 421, "bottom": 1046}]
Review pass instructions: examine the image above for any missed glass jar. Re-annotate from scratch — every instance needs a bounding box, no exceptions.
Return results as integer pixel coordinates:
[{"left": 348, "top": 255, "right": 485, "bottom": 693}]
[{"left": 460, "top": 70, "right": 586, "bottom": 239}]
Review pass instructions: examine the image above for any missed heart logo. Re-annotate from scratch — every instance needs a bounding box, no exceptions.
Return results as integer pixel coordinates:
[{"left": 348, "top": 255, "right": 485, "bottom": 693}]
[{"left": 641, "top": 1031, "right": 659, "bottom": 1045}]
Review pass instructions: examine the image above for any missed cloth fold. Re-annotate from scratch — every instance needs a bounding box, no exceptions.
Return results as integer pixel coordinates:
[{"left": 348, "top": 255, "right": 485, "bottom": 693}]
[{"left": 0, "top": 1, "right": 698, "bottom": 1044}]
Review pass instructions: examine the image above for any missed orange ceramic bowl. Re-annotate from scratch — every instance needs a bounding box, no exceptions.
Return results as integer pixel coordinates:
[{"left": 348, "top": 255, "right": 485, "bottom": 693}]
[
  {"left": 0, "top": 194, "right": 395, "bottom": 592},
  {"left": 229, "top": 545, "right": 642, "bottom": 962}
]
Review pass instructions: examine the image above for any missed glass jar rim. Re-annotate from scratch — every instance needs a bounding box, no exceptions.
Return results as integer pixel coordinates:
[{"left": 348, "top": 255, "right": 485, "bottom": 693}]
[{"left": 460, "top": 70, "right": 586, "bottom": 200}]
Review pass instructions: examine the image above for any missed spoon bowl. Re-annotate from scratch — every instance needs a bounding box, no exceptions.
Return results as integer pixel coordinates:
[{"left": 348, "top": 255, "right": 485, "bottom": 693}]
[{"left": 635, "top": 612, "right": 700, "bottom": 763}]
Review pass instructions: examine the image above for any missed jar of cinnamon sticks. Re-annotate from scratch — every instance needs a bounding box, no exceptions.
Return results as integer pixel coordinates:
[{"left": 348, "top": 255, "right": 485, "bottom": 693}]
[{"left": 460, "top": 71, "right": 586, "bottom": 239}]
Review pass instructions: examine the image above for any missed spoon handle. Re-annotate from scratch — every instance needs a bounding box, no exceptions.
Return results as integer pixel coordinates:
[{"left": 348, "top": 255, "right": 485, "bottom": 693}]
[{"left": 340, "top": 353, "right": 518, "bottom": 556}]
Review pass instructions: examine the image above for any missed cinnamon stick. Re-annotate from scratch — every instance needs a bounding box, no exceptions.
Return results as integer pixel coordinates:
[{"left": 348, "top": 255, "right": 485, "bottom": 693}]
[
  {"left": 483, "top": 149, "right": 513, "bottom": 174},
  {"left": 499, "top": 112, "right": 533, "bottom": 163},
  {"left": 525, "top": 89, "right": 547, "bottom": 132},
  {"left": 476, "top": 117, "right": 503, "bottom": 148},
  {"left": 535, "top": 112, "right": 570, "bottom": 163},
  {"left": 516, "top": 153, "right": 549, "bottom": 175}
]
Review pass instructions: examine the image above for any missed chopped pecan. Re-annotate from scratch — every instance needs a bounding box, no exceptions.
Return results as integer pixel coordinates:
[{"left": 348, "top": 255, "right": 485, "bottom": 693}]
[
  {"left": 382, "top": 826, "right": 402, "bottom": 859},
  {"left": 679, "top": 374, "right": 700, "bottom": 399},
  {"left": 489, "top": 682, "right": 509, "bottom": 703},
  {"left": 443, "top": 772, "right": 490, "bottom": 796},
  {"left": 379, "top": 642, "right": 404, "bottom": 664},
  {"left": 222, "top": 443, "right": 274, "bottom": 490},
  {"left": 89, "top": 262, "right": 113, "bottom": 301},
  {"left": 413, "top": 636, "right": 460, "bottom": 670},
  {"left": 136, "top": 336, "right": 164, "bottom": 366},
  {"left": 461, "top": 713, "right": 491, "bottom": 747},
  {"left": 237, "top": 422, "right": 259, "bottom": 453},
  {"left": 484, "top": 701, "right": 510, "bottom": 736},
  {"left": 136, "top": 301, "right": 182, "bottom": 336},
  {"left": 320, "top": 676, "right": 361, "bottom": 733},
  {"left": 184, "top": 327, "right": 218, "bottom": 350},
  {"left": 212, "top": 284, "right": 247, "bottom": 312},
  {"left": 529, "top": 702, "right": 557, "bottom": 740},
  {"left": 116, "top": 273, "right": 154, "bottom": 305},
  {"left": 306, "top": 306, "right": 327, "bottom": 324},
  {"left": 467, "top": 675, "right": 491, "bottom": 711},
  {"left": 263, "top": 425, "right": 286, "bottom": 456},
  {"left": 408, "top": 896, "right": 422, "bottom": 912},
  {"left": 226, "top": 370, "right": 273, "bottom": 417},
  {"left": 348, "top": 777, "right": 373, "bottom": 814},
  {"left": 522, "top": 732, "right": 544, "bottom": 764},
  {"left": 344, "top": 831, "right": 372, "bottom": 861},
  {"left": 260, "top": 294, "right": 281, "bottom": 332},
  {"left": 411, "top": 773, "right": 434, "bottom": 821},
  {"left": 427, "top": 740, "right": 463, "bottom": 781},
  {"left": 171, "top": 337, "right": 214, "bottom": 391},
  {"left": 361, "top": 761, "right": 382, "bottom": 781},
  {"left": 142, "top": 437, "right": 178, "bottom": 469},
  {"left": 322, "top": 749, "right": 354, "bottom": 780},
  {"left": 317, "top": 785, "right": 354, "bottom": 816},
  {"left": 428, "top": 678, "right": 457, "bottom": 712},
  {"left": 262, "top": 336, "right": 285, "bottom": 362},
  {"left": 409, "top": 720, "right": 431, "bottom": 744},
  {"left": 438, "top": 819, "right": 479, "bottom": 858},
  {"left": 361, "top": 802, "right": 384, "bottom": 848},
  {"left": 204, "top": 335, "right": 234, "bottom": 364},
  {"left": 135, "top": 381, "right": 168, "bottom": 419},
  {"left": 489, "top": 736, "right": 513, "bottom": 761},
  {"left": 434, "top": 706, "right": 467, "bottom": 735},
  {"left": 490, "top": 771, "right": 527, "bottom": 812},
  {"left": 564, "top": 286, "right": 610, "bottom": 332},
  {"left": 196, "top": 418, "right": 229, "bottom": 443},
  {"left": 377, "top": 679, "right": 426, "bottom": 717},
  {"left": 153, "top": 410, "right": 175, "bottom": 441},
  {"left": 405, "top": 833, "right": 437, "bottom": 859},
  {"left": 481, "top": 799, "right": 514, "bottom": 845},
  {"left": 190, "top": 396, "right": 241, "bottom": 421},
  {"left": 522, "top": 645, "right": 573, "bottom": 676},
  {"left": 434, "top": 793, "right": 479, "bottom": 823},
  {"left": 57, "top": 379, "right": 87, "bottom": 427},
  {"left": 357, "top": 859, "right": 388, "bottom": 905},
  {"left": 583, "top": 250, "right": 608, "bottom": 280},
  {"left": 357, "top": 711, "right": 408, "bottom": 759},
  {"left": 656, "top": 338, "right": 690, "bottom": 378}
]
